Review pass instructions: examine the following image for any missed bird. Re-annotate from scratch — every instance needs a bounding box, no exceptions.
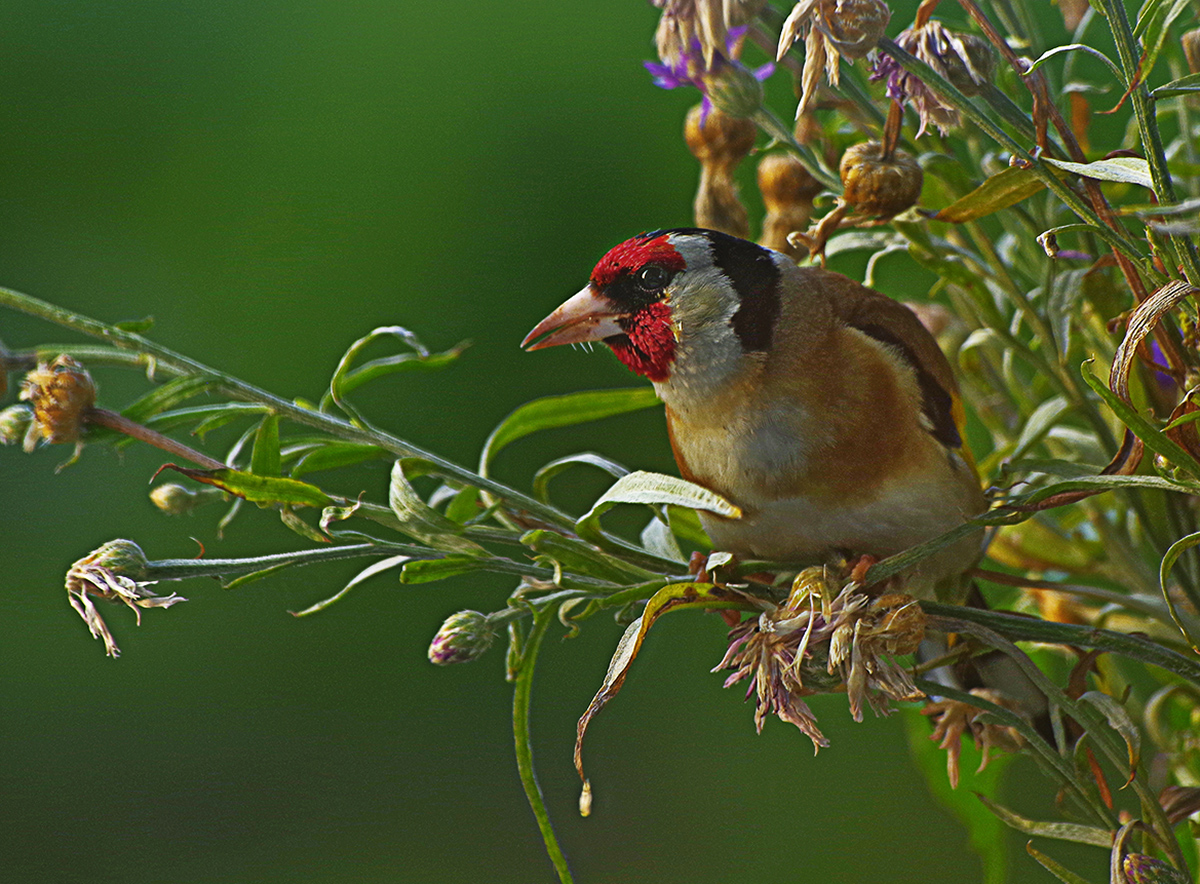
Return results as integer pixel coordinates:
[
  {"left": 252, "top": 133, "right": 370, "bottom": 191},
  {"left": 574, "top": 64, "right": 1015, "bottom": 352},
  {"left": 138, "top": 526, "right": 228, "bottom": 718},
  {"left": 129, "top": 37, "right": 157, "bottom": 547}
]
[{"left": 522, "top": 227, "right": 987, "bottom": 601}]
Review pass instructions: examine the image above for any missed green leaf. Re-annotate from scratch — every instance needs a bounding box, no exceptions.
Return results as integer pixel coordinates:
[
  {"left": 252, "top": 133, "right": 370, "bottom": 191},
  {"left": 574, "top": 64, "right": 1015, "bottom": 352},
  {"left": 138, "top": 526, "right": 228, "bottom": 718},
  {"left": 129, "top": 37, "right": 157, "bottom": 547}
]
[
  {"left": 668, "top": 505, "right": 711, "bottom": 549},
  {"left": 1136, "top": 0, "right": 1192, "bottom": 79},
  {"left": 113, "top": 316, "right": 155, "bottom": 333},
  {"left": 480, "top": 388, "right": 660, "bottom": 477},
  {"left": 1025, "top": 843, "right": 1101, "bottom": 884},
  {"left": 158, "top": 464, "right": 334, "bottom": 508},
  {"left": 575, "top": 471, "right": 741, "bottom": 544},
  {"left": 532, "top": 453, "right": 630, "bottom": 503},
  {"left": 221, "top": 561, "right": 295, "bottom": 590},
  {"left": 1011, "top": 396, "right": 1071, "bottom": 462},
  {"left": 1079, "top": 691, "right": 1140, "bottom": 783},
  {"left": 443, "top": 486, "right": 482, "bottom": 524},
  {"left": 977, "top": 794, "right": 1113, "bottom": 846},
  {"left": 1025, "top": 44, "right": 1125, "bottom": 84},
  {"left": 1151, "top": 71, "right": 1200, "bottom": 99},
  {"left": 398, "top": 555, "right": 485, "bottom": 584},
  {"left": 290, "top": 442, "right": 389, "bottom": 478},
  {"left": 388, "top": 459, "right": 486, "bottom": 554},
  {"left": 250, "top": 414, "right": 281, "bottom": 478},
  {"left": 1159, "top": 531, "right": 1200, "bottom": 652},
  {"left": 640, "top": 515, "right": 685, "bottom": 563},
  {"left": 292, "top": 554, "right": 411, "bottom": 616},
  {"left": 520, "top": 529, "right": 655, "bottom": 584},
  {"left": 933, "top": 167, "right": 1045, "bottom": 223},
  {"left": 1081, "top": 361, "right": 1200, "bottom": 479},
  {"left": 279, "top": 505, "right": 328, "bottom": 543},
  {"left": 1042, "top": 156, "right": 1154, "bottom": 189},
  {"left": 121, "top": 375, "right": 215, "bottom": 424}
]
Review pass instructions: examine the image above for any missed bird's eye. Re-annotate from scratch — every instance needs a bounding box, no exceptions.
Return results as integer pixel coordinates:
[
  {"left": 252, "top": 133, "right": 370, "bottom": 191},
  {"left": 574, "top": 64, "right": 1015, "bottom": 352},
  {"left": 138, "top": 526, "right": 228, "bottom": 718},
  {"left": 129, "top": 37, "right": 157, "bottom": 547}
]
[{"left": 637, "top": 264, "right": 670, "bottom": 290}]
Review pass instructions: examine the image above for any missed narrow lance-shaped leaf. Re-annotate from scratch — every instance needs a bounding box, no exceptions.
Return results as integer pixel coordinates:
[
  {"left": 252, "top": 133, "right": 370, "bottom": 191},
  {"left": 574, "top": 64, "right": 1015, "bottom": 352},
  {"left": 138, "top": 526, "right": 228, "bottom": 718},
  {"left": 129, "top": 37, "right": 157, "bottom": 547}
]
[
  {"left": 1158, "top": 531, "right": 1200, "bottom": 653},
  {"left": 291, "top": 554, "right": 412, "bottom": 617},
  {"left": 388, "top": 459, "right": 486, "bottom": 554},
  {"left": 1025, "top": 843, "right": 1102, "bottom": 884},
  {"left": 532, "top": 452, "right": 630, "bottom": 504},
  {"left": 1079, "top": 691, "right": 1140, "bottom": 786},
  {"left": 933, "top": 167, "right": 1046, "bottom": 224},
  {"left": 250, "top": 414, "right": 281, "bottom": 478},
  {"left": 976, "top": 794, "right": 1114, "bottom": 847},
  {"left": 480, "top": 388, "right": 660, "bottom": 477},
  {"left": 575, "top": 471, "right": 741, "bottom": 544},
  {"left": 156, "top": 463, "right": 334, "bottom": 508},
  {"left": 1042, "top": 156, "right": 1154, "bottom": 189},
  {"left": 574, "top": 581, "right": 756, "bottom": 816}
]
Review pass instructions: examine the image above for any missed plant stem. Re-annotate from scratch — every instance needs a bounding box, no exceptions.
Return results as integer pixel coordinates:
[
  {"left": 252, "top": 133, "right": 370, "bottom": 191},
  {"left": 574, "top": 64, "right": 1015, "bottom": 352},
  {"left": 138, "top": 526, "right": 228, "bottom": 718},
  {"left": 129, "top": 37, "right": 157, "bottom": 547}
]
[
  {"left": 86, "top": 407, "right": 227, "bottom": 470},
  {"left": 512, "top": 605, "right": 574, "bottom": 884}
]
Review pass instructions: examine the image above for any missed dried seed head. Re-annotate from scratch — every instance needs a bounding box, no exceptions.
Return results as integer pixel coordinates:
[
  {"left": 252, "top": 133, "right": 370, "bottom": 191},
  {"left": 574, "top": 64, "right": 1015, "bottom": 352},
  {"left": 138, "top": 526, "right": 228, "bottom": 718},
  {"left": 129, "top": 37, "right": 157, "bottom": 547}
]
[
  {"left": 757, "top": 152, "right": 823, "bottom": 257},
  {"left": 857, "top": 593, "right": 926, "bottom": 656},
  {"left": 686, "top": 104, "right": 757, "bottom": 237},
  {"left": 19, "top": 355, "right": 96, "bottom": 451},
  {"left": 428, "top": 610, "right": 496, "bottom": 665},
  {"left": 1184, "top": 28, "right": 1200, "bottom": 75},
  {"left": 940, "top": 32, "right": 995, "bottom": 97},
  {"left": 815, "top": 0, "right": 891, "bottom": 60},
  {"left": 839, "top": 141, "right": 923, "bottom": 216},
  {"left": 0, "top": 403, "right": 34, "bottom": 446},
  {"left": 655, "top": 0, "right": 767, "bottom": 68}
]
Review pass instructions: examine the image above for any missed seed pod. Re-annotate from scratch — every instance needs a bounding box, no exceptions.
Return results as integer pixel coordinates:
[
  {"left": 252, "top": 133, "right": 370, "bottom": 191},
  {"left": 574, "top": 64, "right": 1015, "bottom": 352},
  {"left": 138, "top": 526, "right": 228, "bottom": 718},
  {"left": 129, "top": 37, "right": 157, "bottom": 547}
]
[
  {"left": 685, "top": 104, "right": 757, "bottom": 237},
  {"left": 815, "top": 0, "right": 891, "bottom": 61},
  {"left": 839, "top": 141, "right": 923, "bottom": 217},
  {"left": 757, "top": 152, "right": 822, "bottom": 259}
]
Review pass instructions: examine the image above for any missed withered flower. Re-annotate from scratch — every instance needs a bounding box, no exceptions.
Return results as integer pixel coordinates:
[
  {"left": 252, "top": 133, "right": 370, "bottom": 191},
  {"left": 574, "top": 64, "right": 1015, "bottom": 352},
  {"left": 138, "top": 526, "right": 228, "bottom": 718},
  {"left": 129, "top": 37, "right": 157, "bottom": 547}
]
[
  {"left": 19, "top": 355, "right": 97, "bottom": 452},
  {"left": 715, "top": 567, "right": 926, "bottom": 750},
  {"left": 778, "top": 0, "right": 891, "bottom": 117},
  {"left": 839, "top": 140, "right": 923, "bottom": 217},
  {"left": 653, "top": 0, "right": 768, "bottom": 68},
  {"left": 872, "top": 20, "right": 994, "bottom": 136},
  {"left": 921, "top": 688, "right": 1026, "bottom": 788},
  {"left": 66, "top": 539, "right": 186, "bottom": 658},
  {"left": 0, "top": 403, "right": 34, "bottom": 446},
  {"left": 647, "top": 26, "right": 775, "bottom": 122}
]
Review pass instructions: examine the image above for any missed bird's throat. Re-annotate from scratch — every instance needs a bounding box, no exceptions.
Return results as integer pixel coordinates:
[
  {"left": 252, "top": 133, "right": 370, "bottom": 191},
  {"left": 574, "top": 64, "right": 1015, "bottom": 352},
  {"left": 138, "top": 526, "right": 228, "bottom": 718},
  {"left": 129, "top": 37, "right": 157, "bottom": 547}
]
[{"left": 608, "top": 302, "right": 676, "bottom": 382}]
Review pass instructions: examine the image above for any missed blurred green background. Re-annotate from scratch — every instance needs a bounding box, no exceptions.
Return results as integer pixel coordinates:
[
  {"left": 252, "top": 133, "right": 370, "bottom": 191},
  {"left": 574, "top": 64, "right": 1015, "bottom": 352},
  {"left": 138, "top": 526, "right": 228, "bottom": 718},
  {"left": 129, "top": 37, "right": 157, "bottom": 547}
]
[{"left": 0, "top": 2, "right": 1101, "bottom": 882}]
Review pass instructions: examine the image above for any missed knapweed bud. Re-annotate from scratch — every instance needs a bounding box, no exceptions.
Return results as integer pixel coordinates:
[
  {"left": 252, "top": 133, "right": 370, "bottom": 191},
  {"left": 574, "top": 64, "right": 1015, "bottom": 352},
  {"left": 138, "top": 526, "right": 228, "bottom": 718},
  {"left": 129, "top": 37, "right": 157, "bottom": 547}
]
[
  {"left": 816, "top": 0, "right": 891, "bottom": 60},
  {"left": 19, "top": 354, "right": 96, "bottom": 452},
  {"left": 839, "top": 141, "right": 923, "bottom": 217},
  {"left": 0, "top": 403, "right": 34, "bottom": 446},
  {"left": 1184, "top": 28, "right": 1200, "bottom": 75},
  {"left": 685, "top": 104, "right": 757, "bottom": 237},
  {"left": 70, "top": 539, "right": 150, "bottom": 583},
  {"left": 699, "top": 57, "right": 766, "bottom": 118},
  {"left": 757, "top": 152, "right": 823, "bottom": 258},
  {"left": 150, "top": 483, "right": 212, "bottom": 515},
  {"left": 1123, "top": 855, "right": 1190, "bottom": 884},
  {"left": 428, "top": 610, "right": 495, "bottom": 665}
]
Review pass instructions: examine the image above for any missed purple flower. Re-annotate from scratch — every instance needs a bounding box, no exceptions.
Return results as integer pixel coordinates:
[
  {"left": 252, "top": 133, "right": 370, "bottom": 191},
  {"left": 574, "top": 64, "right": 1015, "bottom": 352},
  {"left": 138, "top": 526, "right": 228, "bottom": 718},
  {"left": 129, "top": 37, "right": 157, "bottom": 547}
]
[{"left": 646, "top": 26, "right": 774, "bottom": 122}]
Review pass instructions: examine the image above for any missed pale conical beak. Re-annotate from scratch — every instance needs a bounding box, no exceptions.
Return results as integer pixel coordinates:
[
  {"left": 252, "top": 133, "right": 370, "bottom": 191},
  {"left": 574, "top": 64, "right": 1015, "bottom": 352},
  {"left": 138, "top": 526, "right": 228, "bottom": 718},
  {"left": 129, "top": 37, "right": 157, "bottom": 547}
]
[{"left": 521, "top": 285, "right": 628, "bottom": 351}]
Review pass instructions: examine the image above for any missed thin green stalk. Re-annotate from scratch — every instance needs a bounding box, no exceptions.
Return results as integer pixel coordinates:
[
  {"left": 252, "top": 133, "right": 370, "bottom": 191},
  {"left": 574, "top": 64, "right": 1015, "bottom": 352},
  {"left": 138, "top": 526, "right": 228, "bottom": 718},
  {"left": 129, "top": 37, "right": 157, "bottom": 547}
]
[
  {"left": 1096, "top": 0, "right": 1200, "bottom": 285},
  {"left": 0, "top": 286, "right": 577, "bottom": 533},
  {"left": 512, "top": 605, "right": 573, "bottom": 884}
]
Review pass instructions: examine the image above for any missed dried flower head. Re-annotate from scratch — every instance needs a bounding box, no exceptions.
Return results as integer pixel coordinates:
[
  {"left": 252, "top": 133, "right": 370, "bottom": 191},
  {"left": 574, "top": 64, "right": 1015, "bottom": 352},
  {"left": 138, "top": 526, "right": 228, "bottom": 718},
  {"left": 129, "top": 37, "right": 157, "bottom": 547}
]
[
  {"left": 66, "top": 539, "right": 186, "bottom": 658},
  {"left": 19, "top": 355, "right": 96, "bottom": 452},
  {"left": 778, "top": 0, "right": 891, "bottom": 116},
  {"left": 757, "top": 151, "right": 823, "bottom": 258},
  {"left": 428, "top": 610, "right": 496, "bottom": 665},
  {"left": 872, "top": 20, "right": 993, "bottom": 136},
  {"left": 654, "top": 0, "right": 768, "bottom": 68},
  {"left": 646, "top": 26, "right": 774, "bottom": 122},
  {"left": 921, "top": 687, "right": 1026, "bottom": 788},
  {"left": 715, "top": 567, "right": 926, "bottom": 749},
  {"left": 685, "top": 104, "right": 758, "bottom": 236},
  {"left": 839, "top": 140, "right": 923, "bottom": 216}
]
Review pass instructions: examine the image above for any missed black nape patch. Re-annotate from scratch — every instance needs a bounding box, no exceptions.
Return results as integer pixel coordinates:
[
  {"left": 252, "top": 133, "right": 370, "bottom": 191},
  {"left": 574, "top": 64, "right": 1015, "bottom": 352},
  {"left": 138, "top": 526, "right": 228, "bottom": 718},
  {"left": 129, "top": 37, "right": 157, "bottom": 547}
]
[
  {"left": 707, "top": 232, "right": 782, "bottom": 352},
  {"left": 854, "top": 322, "right": 962, "bottom": 449}
]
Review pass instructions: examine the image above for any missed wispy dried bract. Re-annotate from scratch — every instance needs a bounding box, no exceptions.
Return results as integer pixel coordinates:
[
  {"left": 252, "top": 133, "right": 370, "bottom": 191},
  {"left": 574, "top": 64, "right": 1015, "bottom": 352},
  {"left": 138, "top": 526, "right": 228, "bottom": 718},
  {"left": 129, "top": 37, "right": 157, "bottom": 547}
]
[
  {"left": 654, "top": 0, "right": 767, "bottom": 68},
  {"left": 872, "top": 20, "right": 993, "bottom": 136},
  {"left": 778, "top": 0, "right": 891, "bottom": 117},
  {"left": 716, "top": 567, "right": 925, "bottom": 749},
  {"left": 19, "top": 355, "right": 96, "bottom": 452},
  {"left": 921, "top": 688, "right": 1026, "bottom": 788},
  {"left": 65, "top": 539, "right": 185, "bottom": 658}
]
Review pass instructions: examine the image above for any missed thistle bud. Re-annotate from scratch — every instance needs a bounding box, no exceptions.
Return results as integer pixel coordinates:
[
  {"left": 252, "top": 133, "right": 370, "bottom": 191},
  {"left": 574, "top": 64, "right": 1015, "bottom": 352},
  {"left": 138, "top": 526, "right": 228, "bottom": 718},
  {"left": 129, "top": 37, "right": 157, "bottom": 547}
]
[
  {"left": 757, "top": 152, "right": 823, "bottom": 258},
  {"left": 839, "top": 141, "right": 923, "bottom": 217},
  {"left": 428, "top": 610, "right": 495, "bottom": 665},
  {"left": 19, "top": 355, "right": 97, "bottom": 452},
  {"left": 1123, "top": 855, "right": 1190, "bottom": 884},
  {"left": 815, "top": 0, "right": 891, "bottom": 61},
  {"left": 685, "top": 104, "right": 757, "bottom": 237},
  {"left": 150, "top": 483, "right": 213, "bottom": 515},
  {"left": 699, "top": 58, "right": 766, "bottom": 119},
  {"left": 0, "top": 403, "right": 34, "bottom": 446},
  {"left": 1184, "top": 28, "right": 1200, "bottom": 75}
]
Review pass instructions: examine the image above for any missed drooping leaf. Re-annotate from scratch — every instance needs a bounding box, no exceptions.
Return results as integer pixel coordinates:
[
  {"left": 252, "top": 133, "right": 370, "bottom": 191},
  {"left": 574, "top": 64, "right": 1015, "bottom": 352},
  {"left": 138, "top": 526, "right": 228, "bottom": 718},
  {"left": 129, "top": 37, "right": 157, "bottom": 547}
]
[
  {"left": 290, "top": 442, "right": 389, "bottom": 478},
  {"left": 521, "top": 530, "right": 655, "bottom": 584},
  {"left": 1011, "top": 396, "right": 1071, "bottom": 462},
  {"left": 1158, "top": 531, "right": 1200, "bottom": 652},
  {"left": 1025, "top": 843, "right": 1101, "bottom": 884},
  {"left": 1135, "top": 0, "right": 1193, "bottom": 81},
  {"left": 121, "top": 375, "right": 215, "bottom": 424},
  {"left": 575, "top": 471, "right": 740, "bottom": 544},
  {"left": 640, "top": 515, "right": 685, "bottom": 563},
  {"left": 480, "top": 388, "right": 660, "bottom": 477},
  {"left": 977, "top": 794, "right": 1113, "bottom": 846},
  {"left": 1152, "top": 71, "right": 1200, "bottom": 99},
  {"left": 291, "top": 554, "right": 412, "bottom": 616},
  {"left": 279, "top": 505, "right": 328, "bottom": 543},
  {"left": 157, "top": 463, "right": 334, "bottom": 507},
  {"left": 532, "top": 453, "right": 630, "bottom": 504},
  {"left": 1042, "top": 156, "right": 1154, "bottom": 189},
  {"left": 574, "top": 581, "right": 757, "bottom": 812},
  {"left": 388, "top": 459, "right": 486, "bottom": 554},
  {"left": 933, "top": 167, "right": 1045, "bottom": 223},
  {"left": 1024, "top": 44, "right": 1125, "bottom": 84},
  {"left": 1079, "top": 691, "right": 1140, "bottom": 786}
]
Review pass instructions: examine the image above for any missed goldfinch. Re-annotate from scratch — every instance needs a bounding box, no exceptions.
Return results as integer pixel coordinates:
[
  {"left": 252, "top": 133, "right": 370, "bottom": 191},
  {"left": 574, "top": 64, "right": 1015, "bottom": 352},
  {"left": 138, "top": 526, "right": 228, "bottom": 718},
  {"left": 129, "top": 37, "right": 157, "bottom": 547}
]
[{"left": 523, "top": 228, "right": 986, "bottom": 600}]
